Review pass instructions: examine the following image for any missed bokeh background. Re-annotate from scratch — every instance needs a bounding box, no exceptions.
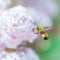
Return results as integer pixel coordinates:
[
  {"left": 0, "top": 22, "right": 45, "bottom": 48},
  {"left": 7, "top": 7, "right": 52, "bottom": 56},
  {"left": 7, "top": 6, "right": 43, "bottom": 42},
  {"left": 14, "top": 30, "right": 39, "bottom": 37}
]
[{"left": 11, "top": 0, "right": 60, "bottom": 60}]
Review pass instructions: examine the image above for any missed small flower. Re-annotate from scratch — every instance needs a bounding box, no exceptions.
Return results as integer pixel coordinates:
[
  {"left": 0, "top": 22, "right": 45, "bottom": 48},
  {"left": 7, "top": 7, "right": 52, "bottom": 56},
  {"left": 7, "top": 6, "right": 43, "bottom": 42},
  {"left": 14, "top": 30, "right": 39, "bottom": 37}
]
[{"left": 0, "top": 5, "right": 38, "bottom": 49}]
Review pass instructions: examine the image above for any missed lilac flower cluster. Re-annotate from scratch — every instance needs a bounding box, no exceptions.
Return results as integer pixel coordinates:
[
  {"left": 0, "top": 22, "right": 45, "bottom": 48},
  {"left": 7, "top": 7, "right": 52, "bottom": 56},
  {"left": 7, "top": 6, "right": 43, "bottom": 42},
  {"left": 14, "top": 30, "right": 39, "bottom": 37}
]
[{"left": 0, "top": 0, "right": 58, "bottom": 60}]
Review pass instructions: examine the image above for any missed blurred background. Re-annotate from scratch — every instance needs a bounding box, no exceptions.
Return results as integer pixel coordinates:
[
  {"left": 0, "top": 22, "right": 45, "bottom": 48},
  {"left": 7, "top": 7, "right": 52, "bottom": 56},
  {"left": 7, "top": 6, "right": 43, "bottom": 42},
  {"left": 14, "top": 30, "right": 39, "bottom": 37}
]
[
  {"left": 12, "top": 0, "right": 60, "bottom": 60},
  {"left": 1, "top": 0, "right": 60, "bottom": 60}
]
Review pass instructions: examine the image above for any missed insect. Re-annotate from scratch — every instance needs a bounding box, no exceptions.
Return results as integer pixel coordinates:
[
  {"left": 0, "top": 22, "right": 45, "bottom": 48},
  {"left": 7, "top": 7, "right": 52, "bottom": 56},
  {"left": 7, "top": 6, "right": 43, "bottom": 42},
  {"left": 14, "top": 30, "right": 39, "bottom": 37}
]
[
  {"left": 32, "top": 24, "right": 50, "bottom": 40},
  {"left": 27, "top": 15, "right": 53, "bottom": 40},
  {"left": 30, "top": 19, "right": 52, "bottom": 40}
]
